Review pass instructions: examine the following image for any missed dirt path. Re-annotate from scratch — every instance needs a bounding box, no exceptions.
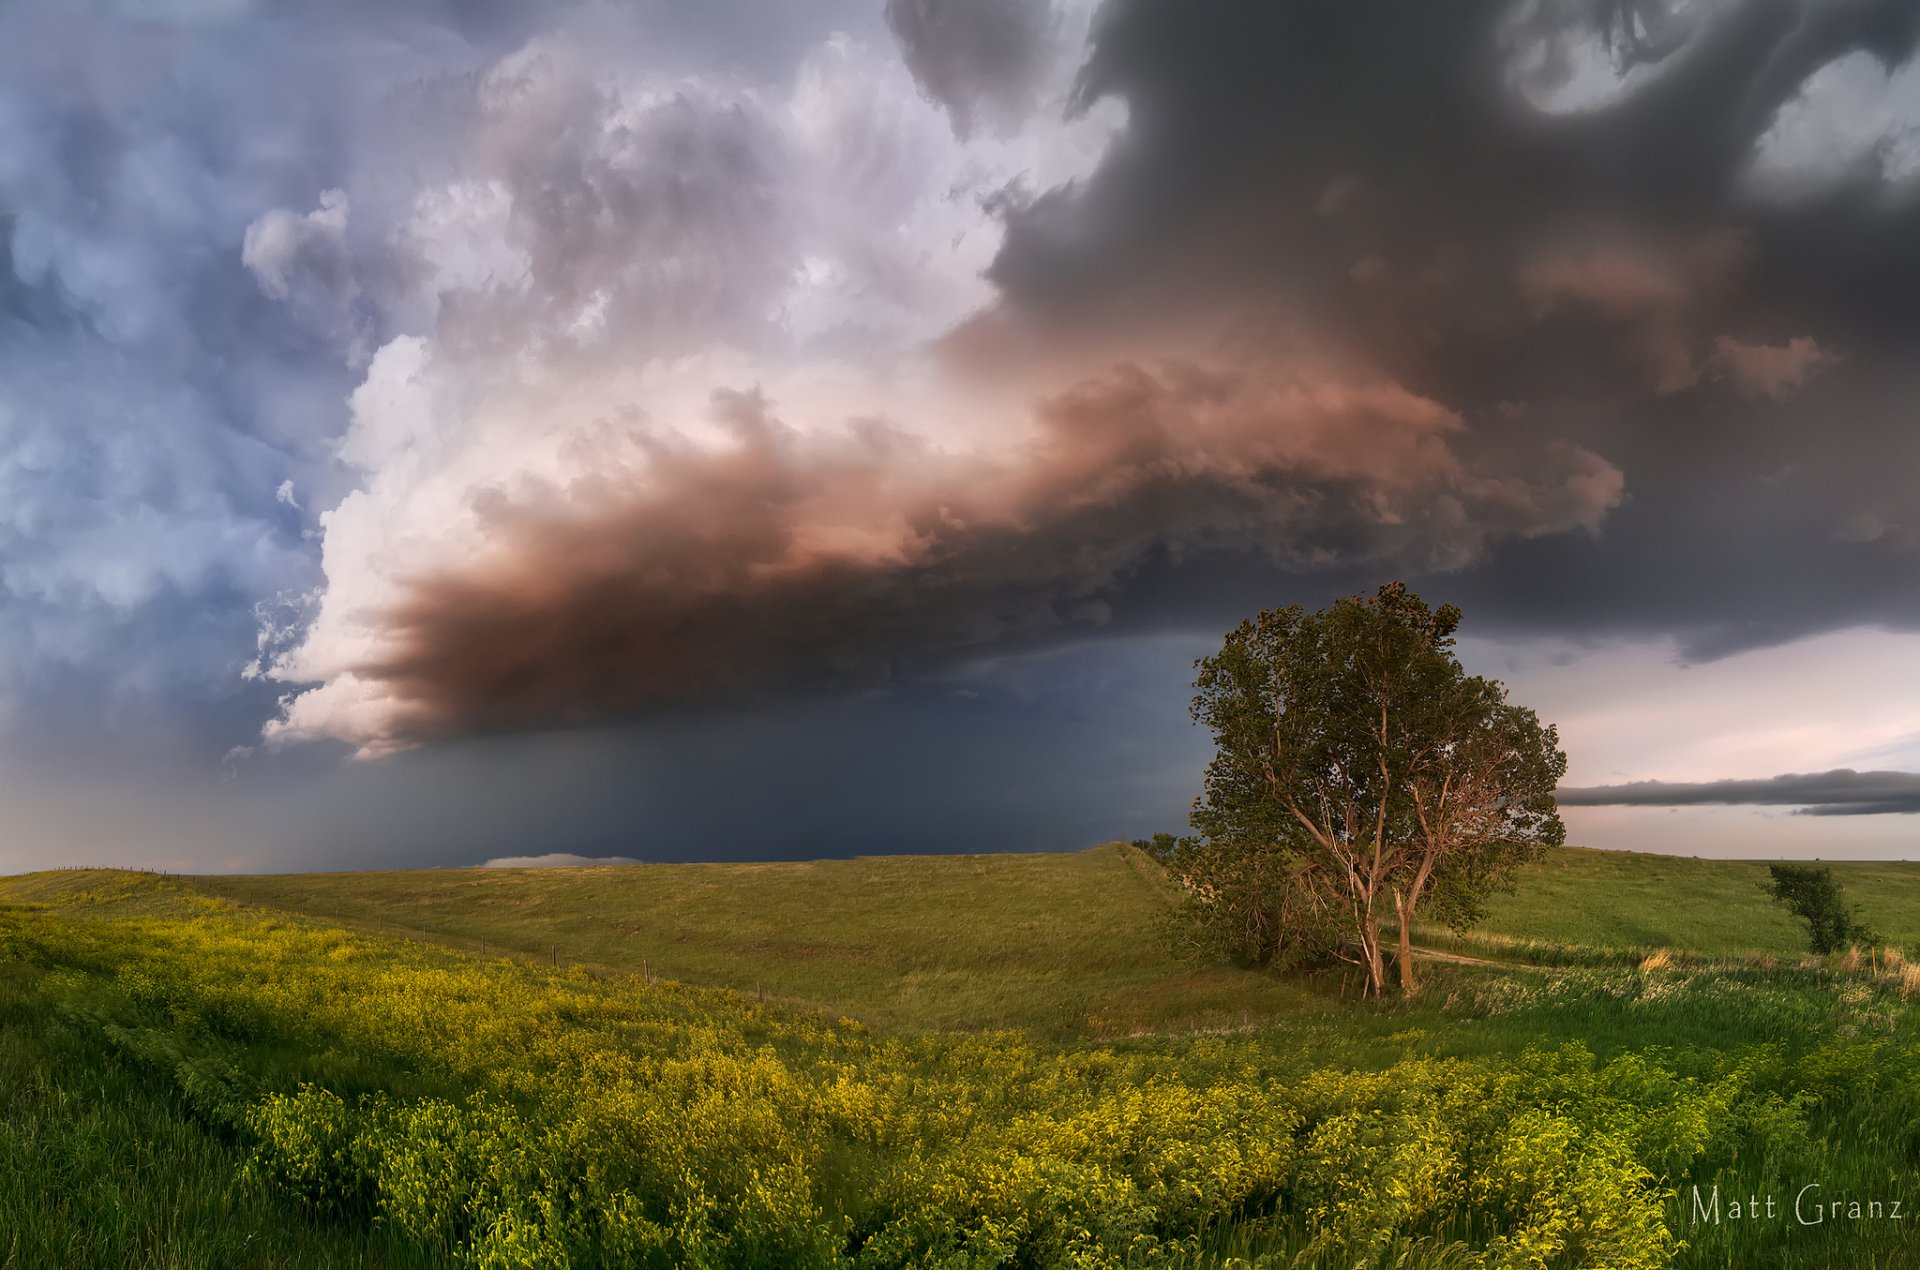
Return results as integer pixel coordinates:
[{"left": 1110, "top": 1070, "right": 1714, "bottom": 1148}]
[
  {"left": 1411, "top": 945, "right": 1508, "bottom": 967},
  {"left": 1412, "top": 945, "right": 1561, "bottom": 972}
]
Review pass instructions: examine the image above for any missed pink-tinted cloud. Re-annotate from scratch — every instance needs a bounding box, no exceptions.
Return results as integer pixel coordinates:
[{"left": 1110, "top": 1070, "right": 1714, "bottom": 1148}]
[
  {"left": 1516, "top": 238, "right": 1747, "bottom": 396},
  {"left": 1709, "top": 334, "right": 1836, "bottom": 399},
  {"left": 268, "top": 359, "right": 1620, "bottom": 754}
]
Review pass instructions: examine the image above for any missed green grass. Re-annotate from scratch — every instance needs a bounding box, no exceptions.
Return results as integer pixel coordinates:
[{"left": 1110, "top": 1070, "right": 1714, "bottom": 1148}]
[
  {"left": 0, "top": 916, "right": 435, "bottom": 1270},
  {"left": 1450, "top": 846, "right": 1920, "bottom": 957},
  {"left": 10, "top": 873, "right": 1920, "bottom": 1269},
  {"left": 185, "top": 845, "right": 1321, "bottom": 1038},
  {"left": 8, "top": 846, "right": 1920, "bottom": 1268},
  {"left": 181, "top": 843, "right": 1920, "bottom": 1038}
]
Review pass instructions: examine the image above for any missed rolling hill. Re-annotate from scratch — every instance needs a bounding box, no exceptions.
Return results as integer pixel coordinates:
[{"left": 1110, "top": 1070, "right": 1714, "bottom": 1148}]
[{"left": 172, "top": 842, "right": 1920, "bottom": 1035}]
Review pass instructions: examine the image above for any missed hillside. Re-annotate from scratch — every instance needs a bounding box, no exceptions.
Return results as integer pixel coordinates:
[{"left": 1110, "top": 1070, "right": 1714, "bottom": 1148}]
[
  {"left": 9, "top": 849, "right": 1920, "bottom": 1268},
  {"left": 1461, "top": 846, "right": 1920, "bottom": 955},
  {"left": 186, "top": 845, "right": 1316, "bottom": 1037},
  {"left": 175, "top": 843, "right": 1920, "bottom": 1036}
]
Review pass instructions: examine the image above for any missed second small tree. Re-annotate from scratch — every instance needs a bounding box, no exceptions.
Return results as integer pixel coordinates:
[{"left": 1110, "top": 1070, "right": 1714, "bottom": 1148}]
[
  {"left": 1179, "top": 582, "right": 1567, "bottom": 996},
  {"left": 1766, "top": 864, "right": 1876, "bottom": 954}
]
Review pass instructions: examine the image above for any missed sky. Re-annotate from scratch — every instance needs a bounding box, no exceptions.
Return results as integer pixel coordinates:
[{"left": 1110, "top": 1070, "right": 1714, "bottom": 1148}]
[{"left": 3, "top": 0, "right": 1920, "bottom": 872}]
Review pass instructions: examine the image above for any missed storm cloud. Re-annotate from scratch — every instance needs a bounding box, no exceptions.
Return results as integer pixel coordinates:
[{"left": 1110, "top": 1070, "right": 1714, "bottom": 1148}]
[
  {"left": 964, "top": 0, "right": 1920, "bottom": 656},
  {"left": 8, "top": 0, "right": 1920, "bottom": 868},
  {"left": 886, "top": 0, "right": 1078, "bottom": 138},
  {"left": 1560, "top": 769, "right": 1920, "bottom": 816},
  {"left": 246, "top": 1, "right": 1627, "bottom": 754},
  {"left": 252, "top": 0, "right": 1920, "bottom": 755},
  {"left": 281, "top": 367, "right": 1615, "bottom": 752}
]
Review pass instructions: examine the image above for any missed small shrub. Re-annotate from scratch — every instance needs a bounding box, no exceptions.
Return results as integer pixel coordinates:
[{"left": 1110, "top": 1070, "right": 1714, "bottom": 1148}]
[{"left": 1765, "top": 864, "right": 1876, "bottom": 954}]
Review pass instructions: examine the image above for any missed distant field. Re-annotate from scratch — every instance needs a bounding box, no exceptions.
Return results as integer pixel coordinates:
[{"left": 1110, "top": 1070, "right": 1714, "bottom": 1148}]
[
  {"left": 189, "top": 845, "right": 1320, "bottom": 1037},
  {"left": 1456, "top": 847, "right": 1920, "bottom": 957},
  {"left": 188, "top": 843, "right": 1920, "bottom": 1038}
]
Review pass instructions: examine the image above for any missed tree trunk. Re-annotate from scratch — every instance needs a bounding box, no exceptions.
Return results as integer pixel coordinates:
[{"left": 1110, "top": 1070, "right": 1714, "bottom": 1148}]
[
  {"left": 1363, "top": 921, "right": 1387, "bottom": 996},
  {"left": 1394, "top": 887, "right": 1417, "bottom": 996}
]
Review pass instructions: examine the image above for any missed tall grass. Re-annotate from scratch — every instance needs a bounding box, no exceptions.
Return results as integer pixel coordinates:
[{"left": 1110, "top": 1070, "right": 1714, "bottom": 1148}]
[
  {"left": 7, "top": 873, "right": 1920, "bottom": 1268},
  {"left": 0, "top": 954, "right": 433, "bottom": 1269}
]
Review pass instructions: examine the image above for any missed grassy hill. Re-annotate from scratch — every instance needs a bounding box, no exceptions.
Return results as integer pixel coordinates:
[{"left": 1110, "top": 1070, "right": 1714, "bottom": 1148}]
[
  {"left": 180, "top": 843, "right": 1920, "bottom": 1037},
  {"left": 185, "top": 845, "right": 1317, "bottom": 1037},
  {"left": 1458, "top": 847, "right": 1920, "bottom": 956},
  {"left": 9, "top": 847, "right": 1920, "bottom": 1268}
]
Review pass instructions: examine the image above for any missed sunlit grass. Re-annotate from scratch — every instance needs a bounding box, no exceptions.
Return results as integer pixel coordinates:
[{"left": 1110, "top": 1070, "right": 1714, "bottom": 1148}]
[
  {"left": 1450, "top": 846, "right": 1920, "bottom": 957},
  {"left": 0, "top": 946, "right": 435, "bottom": 1270},
  {"left": 184, "top": 845, "right": 1327, "bottom": 1038},
  {"left": 5, "top": 852, "right": 1920, "bottom": 1268}
]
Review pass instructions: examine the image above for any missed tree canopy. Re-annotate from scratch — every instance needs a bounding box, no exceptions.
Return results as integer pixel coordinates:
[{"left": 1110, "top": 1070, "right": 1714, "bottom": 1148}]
[
  {"left": 1171, "top": 582, "right": 1566, "bottom": 996},
  {"left": 1765, "top": 864, "right": 1877, "bottom": 954}
]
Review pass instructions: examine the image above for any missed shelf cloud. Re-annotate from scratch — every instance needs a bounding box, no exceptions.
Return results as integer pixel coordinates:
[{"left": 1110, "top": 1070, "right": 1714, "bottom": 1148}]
[
  {"left": 10, "top": 0, "right": 1920, "bottom": 866},
  {"left": 1560, "top": 769, "right": 1920, "bottom": 816},
  {"left": 240, "top": 1, "right": 1626, "bottom": 755}
]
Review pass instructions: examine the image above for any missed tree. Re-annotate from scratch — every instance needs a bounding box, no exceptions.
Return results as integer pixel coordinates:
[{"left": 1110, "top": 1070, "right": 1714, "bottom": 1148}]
[
  {"left": 1182, "top": 583, "right": 1567, "bottom": 996},
  {"left": 1130, "top": 833, "right": 1188, "bottom": 863},
  {"left": 1765, "top": 864, "right": 1876, "bottom": 954}
]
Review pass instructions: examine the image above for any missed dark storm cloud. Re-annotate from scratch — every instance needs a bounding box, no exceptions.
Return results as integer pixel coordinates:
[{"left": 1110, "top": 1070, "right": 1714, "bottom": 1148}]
[
  {"left": 351, "top": 368, "right": 1616, "bottom": 747},
  {"left": 1560, "top": 768, "right": 1920, "bottom": 815},
  {"left": 967, "top": 0, "right": 1920, "bottom": 655}
]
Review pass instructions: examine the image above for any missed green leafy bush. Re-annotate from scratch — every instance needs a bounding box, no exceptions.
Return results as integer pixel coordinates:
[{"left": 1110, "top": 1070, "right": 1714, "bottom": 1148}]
[{"left": 1766, "top": 865, "right": 1876, "bottom": 954}]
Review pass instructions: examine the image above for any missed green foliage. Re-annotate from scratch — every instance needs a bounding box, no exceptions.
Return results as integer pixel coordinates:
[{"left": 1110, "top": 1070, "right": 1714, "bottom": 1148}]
[
  {"left": 8, "top": 872, "right": 1920, "bottom": 1270},
  {"left": 1129, "top": 833, "right": 1190, "bottom": 864},
  {"left": 1155, "top": 833, "right": 1349, "bottom": 972},
  {"left": 1184, "top": 583, "right": 1566, "bottom": 994},
  {"left": 0, "top": 943, "right": 431, "bottom": 1268},
  {"left": 1765, "top": 865, "right": 1878, "bottom": 955}
]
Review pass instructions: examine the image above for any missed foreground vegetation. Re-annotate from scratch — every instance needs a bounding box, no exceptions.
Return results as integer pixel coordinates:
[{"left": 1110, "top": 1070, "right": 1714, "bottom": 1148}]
[
  {"left": 5, "top": 856, "right": 1920, "bottom": 1268},
  {"left": 0, "top": 925, "right": 432, "bottom": 1269}
]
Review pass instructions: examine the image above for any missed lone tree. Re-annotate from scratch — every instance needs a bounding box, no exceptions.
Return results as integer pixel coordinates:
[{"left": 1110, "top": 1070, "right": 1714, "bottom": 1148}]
[
  {"left": 1765, "top": 864, "right": 1876, "bottom": 954},
  {"left": 1177, "top": 582, "right": 1567, "bottom": 996}
]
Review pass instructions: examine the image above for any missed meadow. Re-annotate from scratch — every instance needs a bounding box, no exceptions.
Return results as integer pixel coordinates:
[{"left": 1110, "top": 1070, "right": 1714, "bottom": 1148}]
[
  {"left": 2, "top": 846, "right": 1918, "bottom": 1268},
  {"left": 189, "top": 844, "right": 1920, "bottom": 1027},
  {"left": 188, "top": 848, "right": 1316, "bottom": 1037},
  {"left": 1450, "top": 848, "right": 1920, "bottom": 959}
]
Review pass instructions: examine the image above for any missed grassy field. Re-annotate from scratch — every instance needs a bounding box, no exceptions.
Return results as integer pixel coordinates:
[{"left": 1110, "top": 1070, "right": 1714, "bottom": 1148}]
[
  {"left": 1459, "top": 847, "right": 1920, "bottom": 957},
  {"left": 186, "top": 846, "right": 1321, "bottom": 1037},
  {"left": 0, "top": 880, "right": 439, "bottom": 1270},
  {"left": 5, "top": 847, "right": 1920, "bottom": 1268},
  {"left": 185, "top": 843, "right": 1920, "bottom": 1033}
]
